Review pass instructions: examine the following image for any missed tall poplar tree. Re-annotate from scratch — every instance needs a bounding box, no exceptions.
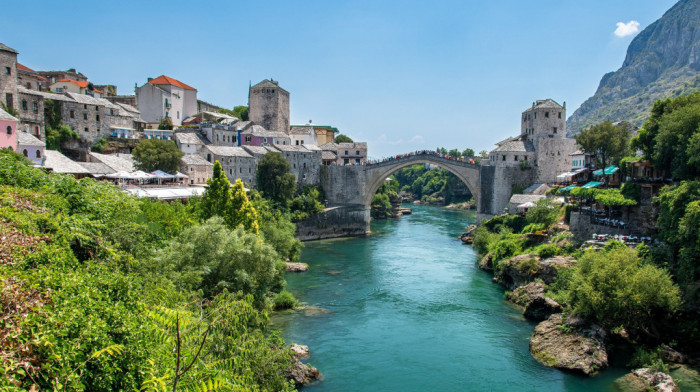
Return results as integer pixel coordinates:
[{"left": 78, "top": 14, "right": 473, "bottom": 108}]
[{"left": 199, "top": 161, "right": 260, "bottom": 234}]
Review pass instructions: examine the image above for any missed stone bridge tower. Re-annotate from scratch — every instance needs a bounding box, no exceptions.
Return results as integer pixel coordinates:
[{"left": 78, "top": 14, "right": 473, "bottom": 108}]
[{"left": 248, "top": 79, "right": 290, "bottom": 133}]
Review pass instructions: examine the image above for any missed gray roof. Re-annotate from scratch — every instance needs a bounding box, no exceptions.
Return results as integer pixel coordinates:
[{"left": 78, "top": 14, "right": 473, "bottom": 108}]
[
  {"left": 232, "top": 120, "right": 252, "bottom": 130},
  {"left": 17, "top": 86, "right": 75, "bottom": 102},
  {"left": 525, "top": 99, "right": 563, "bottom": 111},
  {"left": 522, "top": 183, "right": 550, "bottom": 195},
  {"left": 492, "top": 140, "right": 535, "bottom": 153},
  {"left": 241, "top": 125, "right": 289, "bottom": 138},
  {"left": 320, "top": 142, "right": 367, "bottom": 150},
  {"left": 174, "top": 132, "right": 205, "bottom": 145},
  {"left": 65, "top": 92, "right": 119, "bottom": 109},
  {"left": 89, "top": 152, "right": 135, "bottom": 172},
  {"left": 251, "top": 79, "right": 288, "bottom": 93},
  {"left": 17, "top": 131, "right": 45, "bottom": 147},
  {"left": 181, "top": 154, "right": 213, "bottom": 165},
  {"left": 205, "top": 145, "right": 253, "bottom": 158},
  {"left": 508, "top": 194, "right": 546, "bottom": 206},
  {"left": 322, "top": 151, "right": 337, "bottom": 160},
  {"left": 115, "top": 102, "right": 140, "bottom": 114},
  {"left": 289, "top": 126, "right": 313, "bottom": 135},
  {"left": 242, "top": 145, "right": 277, "bottom": 156},
  {"left": 0, "top": 43, "right": 18, "bottom": 54},
  {"left": 274, "top": 144, "right": 312, "bottom": 153},
  {"left": 43, "top": 150, "right": 90, "bottom": 174},
  {"left": 79, "top": 162, "right": 114, "bottom": 175},
  {"left": 0, "top": 107, "right": 18, "bottom": 121}
]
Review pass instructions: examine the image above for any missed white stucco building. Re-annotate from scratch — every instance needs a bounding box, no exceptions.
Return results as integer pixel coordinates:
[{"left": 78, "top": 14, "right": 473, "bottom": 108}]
[{"left": 136, "top": 75, "right": 197, "bottom": 127}]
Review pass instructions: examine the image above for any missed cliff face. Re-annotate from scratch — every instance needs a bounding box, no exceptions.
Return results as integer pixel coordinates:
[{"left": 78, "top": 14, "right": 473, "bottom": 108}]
[{"left": 567, "top": 0, "right": 700, "bottom": 136}]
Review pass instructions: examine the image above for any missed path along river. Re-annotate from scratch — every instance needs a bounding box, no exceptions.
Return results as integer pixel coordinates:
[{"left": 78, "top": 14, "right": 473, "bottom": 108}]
[{"left": 273, "top": 205, "right": 628, "bottom": 391}]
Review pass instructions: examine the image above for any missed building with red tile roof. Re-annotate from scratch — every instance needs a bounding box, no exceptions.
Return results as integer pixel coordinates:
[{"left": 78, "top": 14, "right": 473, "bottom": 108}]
[
  {"left": 136, "top": 75, "right": 198, "bottom": 127},
  {"left": 17, "top": 63, "right": 47, "bottom": 91}
]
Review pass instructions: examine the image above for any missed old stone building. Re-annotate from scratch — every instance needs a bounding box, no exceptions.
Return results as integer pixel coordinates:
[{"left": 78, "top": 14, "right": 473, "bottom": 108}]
[
  {"left": 37, "top": 68, "right": 88, "bottom": 84},
  {"left": 180, "top": 154, "right": 213, "bottom": 185},
  {"left": 17, "top": 63, "right": 46, "bottom": 91},
  {"left": 487, "top": 99, "right": 576, "bottom": 184},
  {"left": 16, "top": 86, "right": 45, "bottom": 140},
  {"left": 274, "top": 144, "right": 322, "bottom": 187},
  {"left": 203, "top": 121, "right": 249, "bottom": 147},
  {"left": 240, "top": 124, "right": 290, "bottom": 146},
  {"left": 248, "top": 79, "right": 289, "bottom": 133},
  {"left": 174, "top": 131, "right": 207, "bottom": 154},
  {"left": 290, "top": 122, "right": 338, "bottom": 146},
  {"left": 0, "top": 43, "right": 18, "bottom": 111},
  {"left": 320, "top": 142, "right": 368, "bottom": 165},
  {"left": 203, "top": 145, "right": 256, "bottom": 186}
]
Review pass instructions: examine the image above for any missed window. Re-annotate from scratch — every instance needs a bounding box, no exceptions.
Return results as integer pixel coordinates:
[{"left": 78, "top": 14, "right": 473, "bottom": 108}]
[
  {"left": 263, "top": 137, "right": 267, "bottom": 143},
  {"left": 553, "top": 127, "right": 557, "bottom": 133},
  {"left": 95, "top": 106, "right": 99, "bottom": 111},
  {"left": 344, "top": 150, "right": 348, "bottom": 155},
  {"left": 545, "top": 112, "right": 549, "bottom": 118},
  {"left": 356, "top": 150, "right": 360, "bottom": 155},
  {"left": 303, "top": 162, "right": 306, "bottom": 168},
  {"left": 558, "top": 112, "right": 561, "bottom": 119},
  {"left": 110, "top": 109, "right": 114, "bottom": 115},
  {"left": 245, "top": 135, "right": 251, "bottom": 142},
  {"left": 4, "top": 67, "right": 10, "bottom": 75},
  {"left": 96, "top": 115, "right": 100, "bottom": 121},
  {"left": 300, "top": 140, "right": 304, "bottom": 144},
  {"left": 502, "top": 155, "right": 506, "bottom": 161},
  {"left": 233, "top": 136, "right": 237, "bottom": 142},
  {"left": 207, "top": 154, "right": 211, "bottom": 162},
  {"left": 70, "top": 110, "right": 75, "bottom": 118},
  {"left": 84, "top": 104, "right": 87, "bottom": 109},
  {"left": 514, "top": 155, "right": 518, "bottom": 161},
  {"left": 32, "top": 102, "right": 38, "bottom": 113},
  {"left": 83, "top": 113, "right": 87, "bottom": 120},
  {"left": 177, "top": 111, "right": 180, "bottom": 119},
  {"left": 35, "top": 150, "right": 41, "bottom": 158},
  {"left": 84, "top": 127, "right": 88, "bottom": 132},
  {"left": 21, "top": 100, "right": 27, "bottom": 110},
  {"left": 5, "top": 93, "right": 12, "bottom": 109},
  {"left": 6, "top": 125, "right": 11, "bottom": 135},
  {"left": 22, "top": 149, "right": 28, "bottom": 156},
  {"left": 534, "top": 112, "right": 537, "bottom": 119},
  {"left": 355, "top": 159, "right": 360, "bottom": 163}
]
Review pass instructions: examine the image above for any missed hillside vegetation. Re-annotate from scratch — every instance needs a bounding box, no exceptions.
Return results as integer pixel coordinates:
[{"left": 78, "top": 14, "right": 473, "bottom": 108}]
[{"left": 0, "top": 150, "right": 301, "bottom": 391}]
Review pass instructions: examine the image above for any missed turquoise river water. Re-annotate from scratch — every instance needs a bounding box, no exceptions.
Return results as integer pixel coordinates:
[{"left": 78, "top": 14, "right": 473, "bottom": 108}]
[{"left": 273, "top": 205, "right": 630, "bottom": 391}]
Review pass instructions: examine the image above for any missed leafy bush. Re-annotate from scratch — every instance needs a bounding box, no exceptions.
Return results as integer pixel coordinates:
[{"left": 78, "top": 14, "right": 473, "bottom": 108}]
[
  {"left": 536, "top": 244, "right": 560, "bottom": 259},
  {"left": 525, "top": 199, "right": 561, "bottom": 229},
  {"left": 274, "top": 290, "right": 299, "bottom": 310},
  {"left": 521, "top": 223, "right": 545, "bottom": 234},
  {"left": 628, "top": 347, "right": 669, "bottom": 373}
]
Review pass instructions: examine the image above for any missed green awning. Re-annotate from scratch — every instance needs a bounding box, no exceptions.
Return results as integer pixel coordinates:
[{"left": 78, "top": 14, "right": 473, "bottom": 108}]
[
  {"left": 561, "top": 184, "right": 578, "bottom": 192},
  {"left": 581, "top": 181, "right": 603, "bottom": 189},
  {"left": 593, "top": 165, "right": 618, "bottom": 176},
  {"left": 604, "top": 165, "right": 619, "bottom": 174}
]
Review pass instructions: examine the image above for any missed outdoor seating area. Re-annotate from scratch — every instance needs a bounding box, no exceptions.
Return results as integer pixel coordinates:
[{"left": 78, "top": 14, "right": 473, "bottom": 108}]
[
  {"left": 102, "top": 170, "right": 189, "bottom": 186},
  {"left": 591, "top": 233, "right": 653, "bottom": 244}
]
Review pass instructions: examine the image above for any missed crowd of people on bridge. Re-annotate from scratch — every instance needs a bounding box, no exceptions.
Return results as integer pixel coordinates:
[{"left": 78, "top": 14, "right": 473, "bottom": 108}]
[{"left": 367, "top": 150, "right": 477, "bottom": 165}]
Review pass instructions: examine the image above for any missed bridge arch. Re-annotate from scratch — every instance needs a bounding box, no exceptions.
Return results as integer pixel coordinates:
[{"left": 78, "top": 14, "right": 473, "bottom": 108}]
[{"left": 362, "top": 155, "right": 480, "bottom": 208}]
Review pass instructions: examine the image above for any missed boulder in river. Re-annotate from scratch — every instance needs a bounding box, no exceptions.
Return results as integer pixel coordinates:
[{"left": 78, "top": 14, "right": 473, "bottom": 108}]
[
  {"left": 286, "top": 262, "right": 309, "bottom": 272},
  {"left": 615, "top": 368, "right": 679, "bottom": 392},
  {"left": 529, "top": 314, "right": 608, "bottom": 376},
  {"left": 507, "top": 282, "right": 561, "bottom": 321},
  {"left": 290, "top": 343, "right": 309, "bottom": 358},
  {"left": 287, "top": 360, "right": 321, "bottom": 387}
]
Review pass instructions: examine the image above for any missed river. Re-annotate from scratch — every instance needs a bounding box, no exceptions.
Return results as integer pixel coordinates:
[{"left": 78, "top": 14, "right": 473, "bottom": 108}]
[{"left": 273, "top": 205, "right": 628, "bottom": 391}]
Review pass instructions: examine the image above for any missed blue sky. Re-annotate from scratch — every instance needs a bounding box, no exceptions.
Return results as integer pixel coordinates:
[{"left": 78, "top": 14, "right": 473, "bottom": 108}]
[{"left": 2, "top": 0, "right": 678, "bottom": 157}]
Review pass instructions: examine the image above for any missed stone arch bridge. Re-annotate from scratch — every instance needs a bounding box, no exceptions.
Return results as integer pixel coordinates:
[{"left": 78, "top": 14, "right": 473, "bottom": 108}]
[{"left": 295, "top": 152, "right": 534, "bottom": 240}]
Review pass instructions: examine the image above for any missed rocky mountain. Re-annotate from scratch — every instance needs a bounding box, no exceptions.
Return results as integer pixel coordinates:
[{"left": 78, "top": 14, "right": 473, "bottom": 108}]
[{"left": 567, "top": 0, "right": 700, "bottom": 136}]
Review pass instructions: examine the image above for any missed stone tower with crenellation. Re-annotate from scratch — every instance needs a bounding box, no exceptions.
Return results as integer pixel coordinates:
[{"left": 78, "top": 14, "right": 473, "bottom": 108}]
[{"left": 248, "top": 79, "right": 290, "bottom": 133}]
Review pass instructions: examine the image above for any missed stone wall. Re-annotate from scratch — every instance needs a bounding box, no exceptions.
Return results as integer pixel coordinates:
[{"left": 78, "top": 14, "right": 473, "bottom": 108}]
[
  {"left": 17, "top": 90, "right": 44, "bottom": 139},
  {"left": 0, "top": 48, "right": 18, "bottom": 110},
  {"left": 295, "top": 206, "right": 370, "bottom": 241},
  {"left": 478, "top": 164, "right": 536, "bottom": 221},
  {"left": 534, "top": 137, "right": 577, "bottom": 183},
  {"left": 248, "top": 84, "right": 289, "bottom": 133}
]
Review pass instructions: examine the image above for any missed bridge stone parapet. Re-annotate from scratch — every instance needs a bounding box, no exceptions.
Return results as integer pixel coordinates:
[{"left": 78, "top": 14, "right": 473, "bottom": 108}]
[{"left": 318, "top": 152, "right": 535, "bottom": 236}]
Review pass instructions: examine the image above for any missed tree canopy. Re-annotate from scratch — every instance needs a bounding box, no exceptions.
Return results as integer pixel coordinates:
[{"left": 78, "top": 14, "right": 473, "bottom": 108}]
[
  {"left": 575, "top": 121, "right": 631, "bottom": 170},
  {"left": 218, "top": 105, "right": 249, "bottom": 121},
  {"left": 633, "top": 92, "right": 700, "bottom": 180},
  {"left": 157, "top": 116, "right": 173, "bottom": 130},
  {"left": 132, "top": 138, "right": 184, "bottom": 173},
  {"left": 256, "top": 152, "right": 296, "bottom": 204},
  {"left": 334, "top": 134, "right": 353, "bottom": 143},
  {"left": 199, "top": 160, "right": 260, "bottom": 234}
]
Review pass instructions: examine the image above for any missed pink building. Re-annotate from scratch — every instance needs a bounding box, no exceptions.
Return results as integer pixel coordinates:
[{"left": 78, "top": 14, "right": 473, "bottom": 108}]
[
  {"left": 239, "top": 124, "right": 291, "bottom": 147},
  {"left": 0, "top": 107, "right": 18, "bottom": 151}
]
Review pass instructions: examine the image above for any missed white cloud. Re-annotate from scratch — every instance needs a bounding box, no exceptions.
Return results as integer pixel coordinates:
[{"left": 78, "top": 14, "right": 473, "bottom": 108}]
[
  {"left": 408, "top": 135, "right": 424, "bottom": 143},
  {"left": 614, "top": 20, "right": 640, "bottom": 37}
]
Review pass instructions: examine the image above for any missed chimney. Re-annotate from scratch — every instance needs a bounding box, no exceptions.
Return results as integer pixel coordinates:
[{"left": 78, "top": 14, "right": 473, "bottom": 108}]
[{"left": 147, "top": 77, "right": 153, "bottom": 82}]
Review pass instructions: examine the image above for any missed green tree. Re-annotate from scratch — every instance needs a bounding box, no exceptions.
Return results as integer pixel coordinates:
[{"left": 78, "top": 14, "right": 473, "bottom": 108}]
[
  {"left": 575, "top": 121, "right": 631, "bottom": 171},
  {"left": 199, "top": 161, "right": 260, "bottom": 234},
  {"left": 132, "top": 139, "right": 184, "bottom": 173},
  {"left": 158, "top": 116, "right": 173, "bottom": 130},
  {"left": 448, "top": 148, "right": 462, "bottom": 158},
  {"left": 289, "top": 185, "right": 325, "bottom": 221},
  {"left": 568, "top": 246, "right": 681, "bottom": 339},
  {"left": 45, "top": 125, "right": 79, "bottom": 151},
  {"left": 256, "top": 152, "right": 296, "bottom": 204},
  {"left": 463, "top": 148, "right": 475, "bottom": 157},
  {"left": 217, "top": 105, "right": 249, "bottom": 121},
  {"left": 334, "top": 134, "right": 353, "bottom": 143},
  {"left": 525, "top": 198, "right": 561, "bottom": 229},
  {"left": 155, "top": 217, "right": 282, "bottom": 306}
]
